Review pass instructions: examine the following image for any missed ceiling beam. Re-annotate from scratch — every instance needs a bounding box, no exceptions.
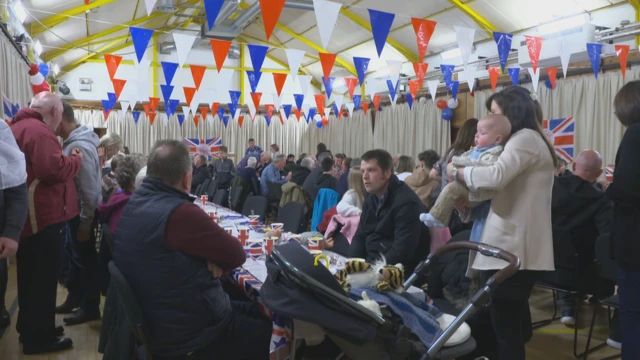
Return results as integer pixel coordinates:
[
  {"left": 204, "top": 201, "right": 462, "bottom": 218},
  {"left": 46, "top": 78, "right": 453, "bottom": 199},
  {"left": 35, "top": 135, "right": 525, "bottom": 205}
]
[
  {"left": 448, "top": 0, "right": 497, "bottom": 33},
  {"left": 30, "top": 0, "right": 118, "bottom": 36}
]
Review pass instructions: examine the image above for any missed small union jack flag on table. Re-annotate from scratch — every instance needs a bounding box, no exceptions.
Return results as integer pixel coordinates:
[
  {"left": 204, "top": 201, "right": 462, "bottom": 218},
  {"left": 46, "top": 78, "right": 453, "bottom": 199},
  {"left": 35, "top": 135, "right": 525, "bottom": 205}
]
[
  {"left": 182, "top": 137, "right": 222, "bottom": 158},
  {"left": 542, "top": 117, "right": 575, "bottom": 163},
  {"left": 605, "top": 166, "right": 614, "bottom": 182}
]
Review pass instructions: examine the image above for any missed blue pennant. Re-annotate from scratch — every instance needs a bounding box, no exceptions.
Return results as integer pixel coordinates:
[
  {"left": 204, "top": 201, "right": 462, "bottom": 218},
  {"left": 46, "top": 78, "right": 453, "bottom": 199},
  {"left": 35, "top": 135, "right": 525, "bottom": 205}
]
[
  {"left": 222, "top": 115, "right": 229, "bottom": 128},
  {"left": 246, "top": 70, "right": 263, "bottom": 93},
  {"left": 160, "top": 84, "right": 174, "bottom": 105},
  {"left": 204, "top": 0, "right": 225, "bottom": 30},
  {"left": 132, "top": 111, "right": 141, "bottom": 124},
  {"left": 353, "top": 57, "right": 370, "bottom": 86},
  {"left": 352, "top": 95, "right": 362, "bottom": 110},
  {"left": 307, "top": 108, "right": 316, "bottom": 124},
  {"left": 586, "top": 43, "right": 603, "bottom": 79},
  {"left": 107, "top": 92, "right": 117, "bottom": 108},
  {"left": 293, "top": 94, "right": 304, "bottom": 110},
  {"left": 368, "top": 9, "right": 395, "bottom": 58},
  {"left": 177, "top": 114, "right": 185, "bottom": 126},
  {"left": 282, "top": 104, "right": 292, "bottom": 120},
  {"left": 448, "top": 81, "right": 459, "bottom": 100},
  {"left": 332, "top": 103, "right": 339, "bottom": 117},
  {"left": 228, "top": 102, "right": 238, "bottom": 118},
  {"left": 493, "top": 31, "right": 513, "bottom": 73},
  {"left": 406, "top": 94, "right": 414, "bottom": 110},
  {"left": 166, "top": 105, "right": 173, "bottom": 118},
  {"left": 229, "top": 90, "right": 242, "bottom": 105},
  {"left": 129, "top": 26, "right": 154, "bottom": 63},
  {"left": 387, "top": 79, "right": 399, "bottom": 100},
  {"left": 102, "top": 99, "right": 112, "bottom": 112},
  {"left": 323, "top": 76, "right": 335, "bottom": 99},
  {"left": 508, "top": 68, "right": 520, "bottom": 86},
  {"left": 217, "top": 107, "right": 225, "bottom": 120},
  {"left": 440, "top": 65, "right": 455, "bottom": 88},
  {"left": 167, "top": 99, "right": 179, "bottom": 117},
  {"left": 265, "top": 113, "right": 271, "bottom": 127},
  {"left": 161, "top": 62, "right": 179, "bottom": 85},
  {"left": 247, "top": 44, "right": 269, "bottom": 73}
]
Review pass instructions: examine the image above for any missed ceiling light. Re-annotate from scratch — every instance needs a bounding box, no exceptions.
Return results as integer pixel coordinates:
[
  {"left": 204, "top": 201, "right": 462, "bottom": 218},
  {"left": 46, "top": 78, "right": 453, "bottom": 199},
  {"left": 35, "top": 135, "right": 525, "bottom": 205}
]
[
  {"left": 538, "top": 15, "right": 586, "bottom": 35},
  {"left": 33, "top": 40, "right": 42, "bottom": 56},
  {"left": 11, "top": 1, "right": 28, "bottom": 24},
  {"left": 441, "top": 48, "right": 462, "bottom": 60}
]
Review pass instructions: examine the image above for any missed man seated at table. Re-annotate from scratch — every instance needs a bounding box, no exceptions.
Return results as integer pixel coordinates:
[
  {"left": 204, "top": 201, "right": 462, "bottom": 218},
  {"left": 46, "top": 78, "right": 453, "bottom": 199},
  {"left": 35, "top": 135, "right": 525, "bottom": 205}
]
[
  {"left": 260, "top": 153, "right": 290, "bottom": 196},
  {"left": 349, "top": 149, "right": 429, "bottom": 274},
  {"left": 113, "top": 140, "right": 272, "bottom": 359}
]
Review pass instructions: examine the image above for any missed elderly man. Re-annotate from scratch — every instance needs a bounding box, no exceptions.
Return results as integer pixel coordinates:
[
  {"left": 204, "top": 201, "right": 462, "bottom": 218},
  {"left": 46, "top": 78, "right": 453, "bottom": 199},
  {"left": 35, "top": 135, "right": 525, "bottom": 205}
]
[
  {"left": 237, "top": 156, "right": 260, "bottom": 195},
  {"left": 191, "top": 154, "right": 210, "bottom": 191},
  {"left": 11, "top": 92, "right": 82, "bottom": 354},
  {"left": 54, "top": 102, "right": 102, "bottom": 325},
  {"left": 290, "top": 157, "right": 315, "bottom": 186},
  {"left": 114, "top": 140, "right": 271, "bottom": 358},
  {"left": 260, "top": 153, "right": 290, "bottom": 196}
]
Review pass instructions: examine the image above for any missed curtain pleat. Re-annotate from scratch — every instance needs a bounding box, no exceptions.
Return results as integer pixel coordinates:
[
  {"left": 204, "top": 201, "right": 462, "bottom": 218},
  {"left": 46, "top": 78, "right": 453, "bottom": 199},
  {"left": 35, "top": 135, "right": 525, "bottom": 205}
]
[{"left": 0, "top": 35, "right": 32, "bottom": 116}]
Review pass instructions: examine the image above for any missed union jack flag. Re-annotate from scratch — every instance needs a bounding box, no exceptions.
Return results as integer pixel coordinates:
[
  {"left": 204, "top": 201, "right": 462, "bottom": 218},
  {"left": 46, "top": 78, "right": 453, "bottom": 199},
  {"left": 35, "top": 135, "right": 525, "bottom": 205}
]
[
  {"left": 605, "top": 166, "right": 614, "bottom": 182},
  {"left": 2, "top": 93, "right": 19, "bottom": 121},
  {"left": 182, "top": 137, "right": 222, "bottom": 158},
  {"left": 542, "top": 117, "right": 575, "bottom": 163}
]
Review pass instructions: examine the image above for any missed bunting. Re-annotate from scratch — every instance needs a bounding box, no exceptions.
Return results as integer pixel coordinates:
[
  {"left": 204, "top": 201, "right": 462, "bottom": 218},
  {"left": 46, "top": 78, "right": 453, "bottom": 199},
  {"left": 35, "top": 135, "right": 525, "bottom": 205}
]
[
  {"left": 285, "top": 49, "right": 305, "bottom": 81},
  {"left": 546, "top": 67, "right": 557, "bottom": 89},
  {"left": 508, "top": 68, "right": 520, "bottom": 86},
  {"left": 204, "top": 0, "right": 225, "bottom": 30},
  {"left": 313, "top": 0, "right": 342, "bottom": 50},
  {"left": 190, "top": 65, "right": 207, "bottom": 90},
  {"left": 524, "top": 36, "right": 544, "bottom": 74},
  {"left": 104, "top": 54, "right": 122, "bottom": 80},
  {"left": 488, "top": 67, "right": 500, "bottom": 92},
  {"left": 130, "top": 27, "right": 154, "bottom": 63},
  {"left": 411, "top": 18, "right": 437, "bottom": 62},
  {"left": 210, "top": 39, "right": 232, "bottom": 72},
  {"left": 248, "top": 44, "right": 269, "bottom": 73},
  {"left": 344, "top": 77, "right": 357, "bottom": 98},
  {"left": 184, "top": 87, "right": 197, "bottom": 106},
  {"left": 413, "top": 63, "right": 428, "bottom": 88},
  {"left": 615, "top": 44, "right": 630, "bottom": 79},
  {"left": 323, "top": 77, "right": 335, "bottom": 99},
  {"left": 259, "top": 0, "right": 286, "bottom": 40},
  {"left": 273, "top": 73, "right": 288, "bottom": 97},
  {"left": 353, "top": 57, "right": 370, "bottom": 86},
  {"left": 368, "top": 9, "right": 395, "bottom": 57},
  {"left": 161, "top": 61, "right": 179, "bottom": 85},
  {"left": 493, "top": 31, "right": 513, "bottom": 72},
  {"left": 319, "top": 53, "right": 337, "bottom": 80}
]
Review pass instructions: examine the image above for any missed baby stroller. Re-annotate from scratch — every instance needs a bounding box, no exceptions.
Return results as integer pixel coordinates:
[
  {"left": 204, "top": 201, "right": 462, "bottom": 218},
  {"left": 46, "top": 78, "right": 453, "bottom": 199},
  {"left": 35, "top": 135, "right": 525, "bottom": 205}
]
[{"left": 260, "top": 241, "right": 520, "bottom": 360}]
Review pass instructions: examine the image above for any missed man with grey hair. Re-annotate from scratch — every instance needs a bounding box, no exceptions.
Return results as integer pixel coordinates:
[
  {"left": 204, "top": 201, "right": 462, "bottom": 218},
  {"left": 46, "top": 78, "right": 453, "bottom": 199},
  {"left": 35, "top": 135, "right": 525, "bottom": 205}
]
[
  {"left": 289, "top": 157, "right": 315, "bottom": 186},
  {"left": 191, "top": 153, "right": 210, "bottom": 191},
  {"left": 237, "top": 156, "right": 260, "bottom": 195},
  {"left": 99, "top": 133, "right": 123, "bottom": 174},
  {"left": 114, "top": 140, "right": 271, "bottom": 358},
  {"left": 260, "top": 153, "right": 290, "bottom": 196}
]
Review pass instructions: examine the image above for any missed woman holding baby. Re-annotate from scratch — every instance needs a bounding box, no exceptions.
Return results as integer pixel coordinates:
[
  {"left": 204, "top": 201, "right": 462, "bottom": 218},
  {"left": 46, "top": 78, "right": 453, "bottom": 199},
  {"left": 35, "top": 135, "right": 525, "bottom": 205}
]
[{"left": 447, "top": 86, "right": 557, "bottom": 360}]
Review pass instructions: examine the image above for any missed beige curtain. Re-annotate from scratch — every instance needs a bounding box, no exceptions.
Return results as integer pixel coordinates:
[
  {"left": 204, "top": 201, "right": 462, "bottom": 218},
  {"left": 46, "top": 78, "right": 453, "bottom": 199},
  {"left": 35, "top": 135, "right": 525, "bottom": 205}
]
[
  {"left": 474, "top": 68, "right": 632, "bottom": 166},
  {"left": 0, "top": 34, "right": 31, "bottom": 117},
  {"left": 373, "top": 100, "right": 451, "bottom": 160}
]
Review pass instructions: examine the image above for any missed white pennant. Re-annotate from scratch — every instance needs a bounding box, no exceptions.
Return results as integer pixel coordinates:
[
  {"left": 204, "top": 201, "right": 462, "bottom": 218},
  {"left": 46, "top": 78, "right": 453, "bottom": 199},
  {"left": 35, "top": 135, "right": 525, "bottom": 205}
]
[
  {"left": 388, "top": 72, "right": 400, "bottom": 90},
  {"left": 325, "top": 107, "right": 332, "bottom": 117},
  {"left": 298, "top": 75, "right": 312, "bottom": 96},
  {"left": 386, "top": 60, "right": 403, "bottom": 74},
  {"left": 135, "top": 58, "right": 151, "bottom": 80},
  {"left": 190, "top": 99, "right": 200, "bottom": 117},
  {"left": 528, "top": 67, "right": 540, "bottom": 93},
  {"left": 333, "top": 94, "right": 344, "bottom": 111},
  {"left": 285, "top": 49, "right": 305, "bottom": 81},
  {"left": 366, "top": 79, "right": 378, "bottom": 102},
  {"left": 272, "top": 93, "right": 282, "bottom": 110},
  {"left": 455, "top": 26, "right": 475, "bottom": 67},
  {"left": 217, "top": 69, "right": 234, "bottom": 92},
  {"left": 182, "top": 106, "right": 190, "bottom": 116},
  {"left": 346, "top": 102, "right": 354, "bottom": 118},
  {"left": 120, "top": 101, "right": 131, "bottom": 112},
  {"left": 560, "top": 41, "right": 572, "bottom": 79},
  {"left": 144, "top": 0, "right": 157, "bottom": 16},
  {"left": 313, "top": 0, "right": 342, "bottom": 50},
  {"left": 390, "top": 93, "right": 397, "bottom": 107},
  {"left": 462, "top": 65, "right": 477, "bottom": 92},
  {"left": 172, "top": 33, "right": 197, "bottom": 67},
  {"left": 426, "top": 80, "right": 439, "bottom": 100},
  {"left": 247, "top": 100, "right": 257, "bottom": 119}
]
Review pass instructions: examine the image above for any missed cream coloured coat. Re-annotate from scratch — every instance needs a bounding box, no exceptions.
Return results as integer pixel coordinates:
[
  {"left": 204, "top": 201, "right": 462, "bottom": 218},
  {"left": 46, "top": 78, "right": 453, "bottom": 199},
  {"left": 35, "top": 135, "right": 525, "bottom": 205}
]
[{"left": 463, "top": 128, "right": 555, "bottom": 271}]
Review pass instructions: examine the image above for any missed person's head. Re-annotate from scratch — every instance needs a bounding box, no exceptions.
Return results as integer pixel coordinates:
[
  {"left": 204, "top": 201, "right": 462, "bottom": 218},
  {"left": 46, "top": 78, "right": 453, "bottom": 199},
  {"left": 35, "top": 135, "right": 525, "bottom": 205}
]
[
  {"left": 396, "top": 155, "right": 414, "bottom": 173},
  {"left": 475, "top": 114, "right": 512, "bottom": 148},
  {"left": 342, "top": 157, "right": 352, "bottom": 172},
  {"left": 247, "top": 156, "right": 257, "bottom": 168},
  {"left": 348, "top": 167, "right": 365, "bottom": 205},
  {"left": 219, "top": 146, "right": 228, "bottom": 159},
  {"left": 273, "top": 153, "right": 286, "bottom": 169},
  {"left": 147, "top": 140, "right": 193, "bottom": 193},
  {"left": 393, "top": 155, "right": 400, "bottom": 169},
  {"left": 321, "top": 156, "right": 335, "bottom": 173},
  {"left": 572, "top": 150, "right": 603, "bottom": 183},
  {"left": 110, "top": 154, "right": 125, "bottom": 174},
  {"left": 351, "top": 157, "right": 361, "bottom": 169},
  {"left": 287, "top": 154, "right": 295, "bottom": 162},
  {"left": 248, "top": 138, "right": 256, "bottom": 147},
  {"left": 30, "top": 92, "right": 64, "bottom": 131},
  {"left": 334, "top": 153, "right": 345, "bottom": 168},
  {"left": 486, "top": 86, "right": 557, "bottom": 167},
  {"left": 260, "top": 152, "right": 271, "bottom": 164},
  {"left": 447, "top": 118, "right": 478, "bottom": 156},
  {"left": 418, "top": 150, "right": 440, "bottom": 171},
  {"left": 122, "top": 146, "right": 130, "bottom": 155},
  {"left": 115, "top": 154, "right": 147, "bottom": 193},
  {"left": 99, "top": 133, "right": 124, "bottom": 159},
  {"left": 554, "top": 156, "right": 567, "bottom": 176},
  {"left": 55, "top": 101, "right": 77, "bottom": 139},
  {"left": 301, "top": 157, "right": 315, "bottom": 170},
  {"left": 360, "top": 149, "right": 393, "bottom": 197},
  {"left": 317, "top": 142, "right": 327, "bottom": 154},
  {"left": 614, "top": 80, "right": 640, "bottom": 127},
  {"left": 299, "top": 153, "right": 307, "bottom": 160},
  {"left": 194, "top": 154, "right": 207, "bottom": 167},
  {"left": 270, "top": 144, "right": 279, "bottom": 153}
]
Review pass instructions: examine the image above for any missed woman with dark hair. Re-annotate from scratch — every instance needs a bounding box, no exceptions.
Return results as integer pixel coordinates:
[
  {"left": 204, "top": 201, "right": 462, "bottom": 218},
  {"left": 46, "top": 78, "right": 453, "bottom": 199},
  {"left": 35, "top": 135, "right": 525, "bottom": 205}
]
[
  {"left": 447, "top": 86, "right": 556, "bottom": 360},
  {"left": 608, "top": 80, "right": 640, "bottom": 359}
]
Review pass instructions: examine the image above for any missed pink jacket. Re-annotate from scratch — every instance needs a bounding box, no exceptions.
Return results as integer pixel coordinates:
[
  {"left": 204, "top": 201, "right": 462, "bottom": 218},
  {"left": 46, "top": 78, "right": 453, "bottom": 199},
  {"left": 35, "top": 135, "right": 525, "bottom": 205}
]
[{"left": 325, "top": 214, "right": 360, "bottom": 244}]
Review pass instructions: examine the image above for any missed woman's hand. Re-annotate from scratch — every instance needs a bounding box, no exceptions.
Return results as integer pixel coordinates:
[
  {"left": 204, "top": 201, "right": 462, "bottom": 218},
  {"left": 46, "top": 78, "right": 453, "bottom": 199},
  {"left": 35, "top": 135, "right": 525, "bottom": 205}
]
[{"left": 446, "top": 163, "right": 456, "bottom": 180}]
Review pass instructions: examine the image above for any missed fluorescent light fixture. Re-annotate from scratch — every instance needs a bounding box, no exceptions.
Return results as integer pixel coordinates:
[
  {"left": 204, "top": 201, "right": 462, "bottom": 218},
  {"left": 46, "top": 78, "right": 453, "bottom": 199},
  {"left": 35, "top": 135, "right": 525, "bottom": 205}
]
[
  {"left": 33, "top": 40, "right": 42, "bottom": 56},
  {"left": 12, "top": 1, "right": 28, "bottom": 24},
  {"left": 538, "top": 15, "right": 586, "bottom": 35},
  {"left": 441, "top": 48, "right": 462, "bottom": 60},
  {"left": 52, "top": 63, "right": 60, "bottom": 75}
]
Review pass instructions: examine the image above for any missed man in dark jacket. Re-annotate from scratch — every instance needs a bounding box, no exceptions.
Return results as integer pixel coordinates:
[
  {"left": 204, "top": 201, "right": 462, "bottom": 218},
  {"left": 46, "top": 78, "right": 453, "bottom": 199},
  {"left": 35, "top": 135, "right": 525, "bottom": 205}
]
[
  {"left": 290, "top": 157, "right": 314, "bottom": 186},
  {"left": 349, "top": 150, "right": 429, "bottom": 274},
  {"left": 212, "top": 146, "right": 236, "bottom": 189},
  {"left": 316, "top": 157, "right": 337, "bottom": 191},
  {"left": 304, "top": 152, "right": 332, "bottom": 203},
  {"left": 191, "top": 154, "right": 210, "bottom": 191},
  {"left": 114, "top": 140, "right": 271, "bottom": 359}
]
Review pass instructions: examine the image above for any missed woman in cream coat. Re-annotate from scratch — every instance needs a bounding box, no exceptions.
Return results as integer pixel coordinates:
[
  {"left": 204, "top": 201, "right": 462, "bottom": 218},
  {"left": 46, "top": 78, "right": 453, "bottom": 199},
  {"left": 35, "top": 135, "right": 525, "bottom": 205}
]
[{"left": 448, "top": 86, "right": 556, "bottom": 360}]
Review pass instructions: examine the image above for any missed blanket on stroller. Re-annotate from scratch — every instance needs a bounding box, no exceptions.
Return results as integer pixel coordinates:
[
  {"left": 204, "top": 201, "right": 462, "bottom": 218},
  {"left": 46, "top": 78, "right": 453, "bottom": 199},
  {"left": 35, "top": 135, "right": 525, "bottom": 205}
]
[{"left": 350, "top": 288, "right": 444, "bottom": 348}]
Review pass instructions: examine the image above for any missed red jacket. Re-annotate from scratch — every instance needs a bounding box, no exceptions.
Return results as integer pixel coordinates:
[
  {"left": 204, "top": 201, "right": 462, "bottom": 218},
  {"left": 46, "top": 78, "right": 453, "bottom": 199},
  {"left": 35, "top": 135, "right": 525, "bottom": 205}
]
[{"left": 11, "top": 109, "right": 82, "bottom": 238}]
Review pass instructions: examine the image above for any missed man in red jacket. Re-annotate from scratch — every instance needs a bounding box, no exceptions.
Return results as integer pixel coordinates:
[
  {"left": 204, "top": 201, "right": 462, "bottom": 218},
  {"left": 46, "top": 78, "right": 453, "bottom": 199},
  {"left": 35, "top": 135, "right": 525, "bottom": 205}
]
[{"left": 11, "top": 92, "right": 83, "bottom": 355}]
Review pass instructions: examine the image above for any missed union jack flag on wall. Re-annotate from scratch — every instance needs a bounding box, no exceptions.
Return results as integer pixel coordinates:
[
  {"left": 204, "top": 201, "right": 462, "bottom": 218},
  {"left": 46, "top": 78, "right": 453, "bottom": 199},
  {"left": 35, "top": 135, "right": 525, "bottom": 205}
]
[
  {"left": 542, "top": 117, "right": 575, "bottom": 163},
  {"left": 182, "top": 137, "right": 222, "bottom": 158}
]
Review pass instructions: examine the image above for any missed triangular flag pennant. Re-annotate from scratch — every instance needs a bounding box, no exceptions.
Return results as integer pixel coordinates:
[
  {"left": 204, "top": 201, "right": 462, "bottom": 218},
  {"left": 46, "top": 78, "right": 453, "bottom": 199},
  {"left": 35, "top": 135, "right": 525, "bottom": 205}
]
[
  {"left": 406, "top": 93, "right": 414, "bottom": 110},
  {"left": 440, "top": 64, "right": 455, "bottom": 88},
  {"left": 314, "top": 94, "right": 326, "bottom": 115},
  {"left": 373, "top": 94, "right": 382, "bottom": 112},
  {"left": 306, "top": 108, "right": 315, "bottom": 123},
  {"left": 387, "top": 80, "right": 399, "bottom": 102},
  {"left": 259, "top": 0, "right": 286, "bottom": 40},
  {"left": 366, "top": 79, "right": 378, "bottom": 101},
  {"left": 217, "top": 107, "right": 225, "bottom": 120},
  {"left": 247, "top": 100, "right": 257, "bottom": 121},
  {"left": 615, "top": 44, "right": 630, "bottom": 79},
  {"left": 334, "top": 95, "right": 344, "bottom": 113},
  {"left": 204, "top": 0, "right": 225, "bottom": 30},
  {"left": 560, "top": 42, "right": 571, "bottom": 79},
  {"left": 248, "top": 44, "right": 269, "bottom": 73},
  {"left": 173, "top": 33, "right": 197, "bottom": 67},
  {"left": 272, "top": 93, "right": 282, "bottom": 110},
  {"left": 352, "top": 95, "right": 361, "bottom": 110},
  {"left": 411, "top": 18, "right": 437, "bottom": 62},
  {"left": 298, "top": 75, "right": 312, "bottom": 95},
  {"left": 528, "top": 67, "right": 540, "bottom": 93},
  {"left": 247, "top": 71, "right": 262, "bottom": 93},
  {"left": 112, "top": 79, "right": 126, "bottom": 100},
  {"left": 190, "top": 101, "right": 199, "bottom": 117},
  {"left": 165, "top": 102, "right": 173, "bottom": 118},
  {"left": 313, "top": 0, "right": 342, "bottom": 50},
  {"left": 546, "top": 68, "right": 557, "bottom": 90},
  {"left": 488, "top": 67, "right": 500, "bottom": 92},
  {"left": 413, "top": 63, "right": 428, "bottom": 87},
  {"left": 130, "top": 27, "right": 154, "bottom": 63},
  {"left": 265, "top": 113, "right": 272, "bottom": 127},
  {"left": 120, "top": 101, "right": 130, "bottom": 112},
  {"left": 368, "top": 9, "right": 395, "bottom": 57},
  {"left": 161, "top": 61, "right": 179, "bottom": 85},
  {"left": 211, "top": 102, "right": 220, "bottom": 117},
  {"left": 229, "top": 90, "right": 242, "bottom": 105},
  {"left": 493, "top": 31, "right": 513, "bottom": 72},
  {"left": 104, "top": 54, "right": 122, "bottom": 80},
  {"left": 143, "top": 103, "right": 152, "bottom": 117},
  {"left": 238, "top": 115, "right": 244, "bottom": 128},
  {"left": 285, "top": 49, "right": 305, "bottom": 81},
  {"left": 133, "top": 111, "right": 141, "bottom": 124},
  {"left": 362, "top": 102, "right": 370, "bottom": 115},
  {"left": 425, "top": 80, "right": 437, "bottom": 100},
  {"left": 524, "top": 36, "right": 544, "bottom": 74},
  {"left": 194, "top": 114, "right": 200, "bottom": 127},
  {"left": 346, "top": 102, "right": 354, "bottom": 117},
  {"left": 210, "top": 39, "right": 232, "bottom": 72},
  {"left": 144, "top": 0, "right": 157, "bottom": 16},
  {"left": 353, "top": 57, "right": 370, "bottom": 86},
  {"left": 199, "top": 106, "right": 209, "bottom": 120},
  {"left": 160, "top": 84, "right": 174, "bottom": 105},
  {"left": 586, "top": 43, "right": 602, "bottom": 79},
  {"left": 251, "top": 92, "right": 262, "bottom": 110},
  {"left": 344, "top": 78, "right": 357, "bottom": 98},
  {"left": 325, "top": 107, "right": 332, "bottom": 118},
  {"left": 167, "top": 99, "right": 179, "bottom": 117},
  {"left": 222, "top": 115, "right": 229, "bottom": 128},
  {"left": 449, "top": 81, "right": 459, "bottom": 101},
  {"left": 148, "top": 112, "right": 157, "bottom": 126},
  {"left": 455, "top": 26, "right": 475, "bottom": 67},
  {"left": 177, "top": 114, "right": 185, "bottom": 126},
  {"left": 282, "top": 104, "right": 293, "bottom": 119},
  {"left": 294, "top": 94, "right": 304, "bottom": 110},
  {"left": 294, "top": 108, "right": 301, "bottom": 121},
  {"left": 181, "top": 106, "right": 190, "bottom": 116},
  {"left": 107, "top": 92, "right": 117, "bottom": 107},
  {"left": 102, "top": 100, "right": 112, "bottom": 119},
  {"left": 228, "top": 102, "right": 237, "bottom": 117},
  {"left": 273, "top": 73, "right": 288, "bottom": 97},
  {"left": 323, "top": 76, "right": 335, "bottom": 99},
  {"left": 319, "top": 53, "right": 336, "bottom": 80},
  {"left": 408, "top": 80, "right": 419, "bottom": 99},
  {"left": 183, "top": 87, "right": 197, "bottom": 106},
  {"left": 190, "top": 65, "right": 206, "bottom": 90},
  {"left": 508, "top": 68, "right": 520, "bottom": 86},
  {"left": 332, "top": 103, "right": 339, "bottom": 117}
]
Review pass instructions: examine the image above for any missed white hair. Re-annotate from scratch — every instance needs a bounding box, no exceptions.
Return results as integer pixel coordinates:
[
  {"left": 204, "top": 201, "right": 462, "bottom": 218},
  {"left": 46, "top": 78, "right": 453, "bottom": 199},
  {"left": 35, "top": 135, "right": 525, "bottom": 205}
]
[
  {"left": 247, "top": 156, "right": 257, "bottom": 167},
  {"left": 301, "top": 157, "right": 314, "bottom": 170},
  {"left": 135, "top": 166, "right": 147, "bottom": 189},
  {"left": 273, "top": 153, "right": 286, "bottom": 162}
]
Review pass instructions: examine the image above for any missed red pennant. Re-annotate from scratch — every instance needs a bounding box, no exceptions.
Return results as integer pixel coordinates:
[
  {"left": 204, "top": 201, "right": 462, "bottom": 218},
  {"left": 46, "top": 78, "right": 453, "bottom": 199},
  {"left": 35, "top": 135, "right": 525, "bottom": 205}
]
[
  {"left": 211, "top": 102, "right": 220, "bottom": 118},
  {"left": 190, "top": 65, "right": 207, "bottom": 90},
  {"left": 488, "top": 67, "right": 500, "bottom": 92},
  {"left": 294, "top": 108, "right": 301, "bottom": 121},
  {"left": 319, "top": 53, "right": 337, "bottom": 80},
  {"left": 314, "top": 94, "right": 326, "bottom": 115},
  {"left": 362, "top": 102, "right": 370, "bottom": 115},
  {"left": 148, "top": 112, "right": 156, "bottom": 126},
  {"left": 148, "top": 97, "right": 160, "bottom": 112},
  {"left": 408, "top": 80, "right": 420, "bottom": 98},
  {"left": 272, "top": 73, "right": 287, "bottom": 97},
  {"left": 104, "top": 54, "right": 122, "bottom": 80},
  {"left": 210, "top": 39, "right": 232, "bottom": 73},
  {"left": 524, "top": 36, "right": 544, "bottom": 74},
  {"left": 143, "top": 103, "right": 151, "bottom": 117},
  {"left": 259, "top": 0, "right": 286, "bottom": 41},
  {"left": 199, "top": 106, "right": 209, "bottom": 119},
  {"left": 344, "top": 77, "right": 358, "bottom": 98},
  {"left": 103, "top": 109, "right": 111, "bottom": 120},
  {"left": 238, "top": 115, "right": 245, "bottom": 128},
  {"left": 615, "top": 44, "right": 630, "bottom": 79},
  {"left": 373, "top": 94, "right": 382, "bottom": 111},
  {"left": 251, "top": 92, "right": 262, "bottom": 110},
  {"left": 112, "top": 79, "right": 126, "bottom": 100},
  {"left": 546, "top": 68, "right": 557, "bottom": 90},
  {"left": 413, "top": 63, "right": 428, "bottom": 88},
  {"left": 265, "top": 104, "right": 274, "bottom": 118},
  {"left": 411, "top": 18, "right": 437, "bottom": 63},
  {"left": 183, "top": 87, "right": 197, "bottom": 106},
  {"left": 194, "top": 114, "right": 201, "bottom": 127}
]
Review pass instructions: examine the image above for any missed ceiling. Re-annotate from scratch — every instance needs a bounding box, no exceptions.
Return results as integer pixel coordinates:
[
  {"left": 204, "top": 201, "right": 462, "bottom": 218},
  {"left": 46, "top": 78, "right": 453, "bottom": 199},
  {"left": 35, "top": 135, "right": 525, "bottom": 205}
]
[{"left": 23, "top": 0, "right": 628, "bottom": 85}]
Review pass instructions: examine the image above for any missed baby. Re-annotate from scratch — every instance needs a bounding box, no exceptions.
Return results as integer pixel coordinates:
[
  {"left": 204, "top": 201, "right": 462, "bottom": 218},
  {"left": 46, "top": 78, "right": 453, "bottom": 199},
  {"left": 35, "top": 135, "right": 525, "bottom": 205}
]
[{"left": 421, "top": 114, "right": 511, "bottom": 228}]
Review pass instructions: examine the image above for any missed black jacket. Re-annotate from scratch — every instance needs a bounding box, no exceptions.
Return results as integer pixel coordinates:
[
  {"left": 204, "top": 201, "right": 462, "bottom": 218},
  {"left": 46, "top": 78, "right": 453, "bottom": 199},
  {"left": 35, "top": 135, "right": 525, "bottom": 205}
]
[
  {"left": 191, "top": 164, "right": 210, "bottom": 191},
  {"left": 303, "top": 166, "right": 323, "bottom": 202},
  {"left": 0, "top": 183, "right": 28, "bottom": 241},
  {"left": 290, "top": 165, "right": 311, "bottom": 186},
  {"left": 551, "top": 174, "right": 612, "bottom": 271},
  {"left": 316, "top": 173, "right": 337, "bottom": 192},
  {"left": 608, "top": 123, "right": 640, "bottom": 271},
  {"left": 349, "top": 176, "right": 429, "bottom": 274}
]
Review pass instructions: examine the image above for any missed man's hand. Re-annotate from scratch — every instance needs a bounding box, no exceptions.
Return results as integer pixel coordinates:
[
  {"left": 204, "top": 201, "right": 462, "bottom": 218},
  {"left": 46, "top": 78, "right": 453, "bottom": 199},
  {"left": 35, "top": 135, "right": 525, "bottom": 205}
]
[
  {"left": 285, "top": 172, "right": 292, "bottom": 182},
  {"left": 77, "top": 226, "right": 91, "bottom": 242},
  {"left": 208, "top": 262, "right": 223, "bottom": 278},
  {"left": 0, "top": 237, "right": 18, "bottom": 258}
]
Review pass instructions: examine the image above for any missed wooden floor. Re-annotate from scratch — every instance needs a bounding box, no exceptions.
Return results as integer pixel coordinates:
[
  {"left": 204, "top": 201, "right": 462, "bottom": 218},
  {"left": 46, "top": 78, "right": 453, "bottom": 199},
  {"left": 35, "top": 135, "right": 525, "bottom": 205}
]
[{"left": 0, "top": 262, "right": 622, "bottom": 360}]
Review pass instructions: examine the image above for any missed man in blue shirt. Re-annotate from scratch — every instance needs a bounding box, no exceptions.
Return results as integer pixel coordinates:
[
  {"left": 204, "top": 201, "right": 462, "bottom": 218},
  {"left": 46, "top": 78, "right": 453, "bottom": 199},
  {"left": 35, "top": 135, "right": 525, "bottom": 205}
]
[
  {"left": 245, "top": 138, "right": 262, "bottom": 158},
  {"left": 260, "top": 153, "right": 290, "bottom": 196}
]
